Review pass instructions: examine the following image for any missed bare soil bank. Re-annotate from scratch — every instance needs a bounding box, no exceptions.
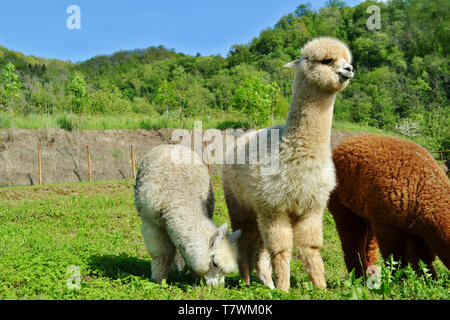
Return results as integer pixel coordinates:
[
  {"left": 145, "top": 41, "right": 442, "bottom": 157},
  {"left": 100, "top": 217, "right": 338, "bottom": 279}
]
[{"left": 0, "top": 128, "right": 362, "bottom": 187}]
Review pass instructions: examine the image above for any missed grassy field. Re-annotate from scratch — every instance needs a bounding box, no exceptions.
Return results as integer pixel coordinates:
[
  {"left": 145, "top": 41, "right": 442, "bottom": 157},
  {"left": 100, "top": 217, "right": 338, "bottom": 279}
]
[
  {"left": 0, "top": 177, "right": 448, "bottom": 300},
  {"left": 1, "top": 112, "right": 441, "bottom": 160},
  {"left": 0, "top": 112, "right": 430, "bottom": 147},
  {"left": 0, "top": 112, "right": 247, "bottom": 131}
]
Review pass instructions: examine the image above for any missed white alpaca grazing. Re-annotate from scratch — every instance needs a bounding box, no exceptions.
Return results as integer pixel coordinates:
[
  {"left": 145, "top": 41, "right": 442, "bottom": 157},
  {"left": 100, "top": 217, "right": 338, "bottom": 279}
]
[
  {"left": 222, "top": 37, "right": 354, "bottom": 291},
  {"left": 135, "top": 144, "right": 241, "bottom": 286}
]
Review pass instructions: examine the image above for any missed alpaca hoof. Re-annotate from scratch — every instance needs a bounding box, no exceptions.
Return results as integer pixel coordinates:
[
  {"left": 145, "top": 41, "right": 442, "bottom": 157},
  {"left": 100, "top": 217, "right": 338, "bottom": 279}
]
[
  {"left": 275, "top": 281, "right": 290, "bottom": 292},
  {"left": 260, "top": 275, "right": 275, "bottom": 290},
  {"left": 314, "top": 279, "right": 327, "bottom": 289}
]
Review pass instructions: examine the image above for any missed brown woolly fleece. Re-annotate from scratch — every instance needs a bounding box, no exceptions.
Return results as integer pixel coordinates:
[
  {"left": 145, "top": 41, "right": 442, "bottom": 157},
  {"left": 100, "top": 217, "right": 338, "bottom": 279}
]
[{"left": 329, "top": 134, "right": 450, "bottom": 278}]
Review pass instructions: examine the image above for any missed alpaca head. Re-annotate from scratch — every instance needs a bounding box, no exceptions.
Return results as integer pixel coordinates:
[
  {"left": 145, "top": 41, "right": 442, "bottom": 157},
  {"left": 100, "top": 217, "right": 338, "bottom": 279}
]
[
  {"left": 285, "top": 37, "right": 353, "bottom": 93},
  {"left": 202, "top": 223, "right": 241, "bottom": 286}
]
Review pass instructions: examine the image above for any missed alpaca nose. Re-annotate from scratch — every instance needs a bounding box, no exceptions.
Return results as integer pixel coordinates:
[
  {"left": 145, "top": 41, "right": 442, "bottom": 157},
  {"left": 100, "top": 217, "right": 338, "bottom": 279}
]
[
  {"left": 339, "top": 63, "right": 354, "bottom": 79},
  {"left": 205, "top": 277, "right": 219, "bottom": 286},
  {"left": 344, "top": 63, "right": 353, "bottom": 72}
]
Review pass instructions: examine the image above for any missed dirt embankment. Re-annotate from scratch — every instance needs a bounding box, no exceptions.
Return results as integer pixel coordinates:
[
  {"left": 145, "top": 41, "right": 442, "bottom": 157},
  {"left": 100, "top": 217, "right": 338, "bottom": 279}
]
[{"left": 0, "top": 128, "right": 362, "bottom": 187}]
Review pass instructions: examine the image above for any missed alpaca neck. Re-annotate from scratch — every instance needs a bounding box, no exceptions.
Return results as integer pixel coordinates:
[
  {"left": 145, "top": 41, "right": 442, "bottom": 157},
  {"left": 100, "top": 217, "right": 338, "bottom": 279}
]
[{"left": 284, "top": 80, "right": 336, "bottom": 152}]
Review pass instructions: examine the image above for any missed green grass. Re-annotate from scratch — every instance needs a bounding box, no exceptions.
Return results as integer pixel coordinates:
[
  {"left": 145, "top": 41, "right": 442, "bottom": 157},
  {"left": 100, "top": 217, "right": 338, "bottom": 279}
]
[
  {"left": 0, "top": 111, "right": 412, "bottom": 135},
  {"left": 1, "top": 112, "right": 438, "bottom": 154},
  {"left": 0, "top": 177, "right": 448, "bottom": 300},
  {"left": 2, "top": 111, "right": 440, "bottom": 151},
  {"left": 0, "top": 112, "right": 249, "bottom": 131},
  {"left": 3, "top": 112, "right": 440, "bottom": 156}
]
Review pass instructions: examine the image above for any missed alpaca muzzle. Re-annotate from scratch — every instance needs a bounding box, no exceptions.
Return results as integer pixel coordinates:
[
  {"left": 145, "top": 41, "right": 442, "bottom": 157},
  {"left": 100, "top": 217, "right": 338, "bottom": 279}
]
[{"left": 338, "top": 63, "right": 354, "bottom": 80}]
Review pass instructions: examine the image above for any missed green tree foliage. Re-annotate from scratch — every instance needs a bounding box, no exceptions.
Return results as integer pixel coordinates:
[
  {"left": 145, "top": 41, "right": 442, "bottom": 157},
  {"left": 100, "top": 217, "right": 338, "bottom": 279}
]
[
  {"left": 0, "top": 62, "right": 22, "bottom": 127},
  {"left": 233, "top": 77, "right": 284, "bottom": 126},
  {"left": 325, "top": 0, "right": 348, "bottom": 9},
  {"left": 69, "top": 72, "right": 87, "bottom": 114},
  {"left": 0, "top": 0, "right": 448, "bottom": 150},
  {"left": 294, "top": 3, "right": 313, "bottom": 17},
  {"left": 154, "top": 80, "right": 177, "bottom": 126}
]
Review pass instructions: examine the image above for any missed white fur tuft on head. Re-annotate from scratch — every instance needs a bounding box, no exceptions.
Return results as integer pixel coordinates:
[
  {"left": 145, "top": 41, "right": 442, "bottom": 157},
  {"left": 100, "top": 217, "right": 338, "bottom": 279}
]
[{"left": 210, "top": 223, "right": 228, "bottom": 250}]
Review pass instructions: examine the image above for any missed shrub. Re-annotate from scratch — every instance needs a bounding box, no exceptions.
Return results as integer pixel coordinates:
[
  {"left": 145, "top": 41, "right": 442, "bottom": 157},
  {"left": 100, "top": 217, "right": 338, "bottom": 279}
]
[
  {"left": 216, "top": 119, "right": 250, "bottom": 130},
  {"left": 57, "top": 115, "right": 76, "bottom": 131},
  {"left": 394, "top": 118, "right": 421, "bottom": 137},
  {"left": 139, "top": 118, "right": 166, "bottom": 130},
  {"left": 0, "top": 115, "right": 10, "bottom": 129},
  {"left": 131, "top": 97, "right": 157, "bottom": 115}
]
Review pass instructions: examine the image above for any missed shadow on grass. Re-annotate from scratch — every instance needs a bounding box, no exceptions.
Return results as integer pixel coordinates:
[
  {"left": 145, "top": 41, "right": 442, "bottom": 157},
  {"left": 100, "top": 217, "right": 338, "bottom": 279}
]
[
  {"left": 87, "top": 253, "right": 326, "bottom": 292},
  {"left": 88, "top": 254, "right": 152, "bottom": 280},
  {"left": 88, "top": 253, "right": 205, "bottom": 288}
]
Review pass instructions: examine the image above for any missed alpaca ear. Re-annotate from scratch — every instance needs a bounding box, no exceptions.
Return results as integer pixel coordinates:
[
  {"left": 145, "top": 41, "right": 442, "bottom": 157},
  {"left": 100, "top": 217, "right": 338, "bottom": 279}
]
[
  {"left": 284, "top": 59, "right": 300, "bottom": 69},
  {"left": 210, "top": 223, "right": 228, "bottom": 250},
  {"left": 230, "top": 229, "right": 242, "bottom": 242}
]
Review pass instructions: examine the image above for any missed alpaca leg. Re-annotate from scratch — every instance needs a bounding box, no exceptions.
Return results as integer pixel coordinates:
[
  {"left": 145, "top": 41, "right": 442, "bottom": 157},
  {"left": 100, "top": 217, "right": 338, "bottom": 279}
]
[
  {"left": 257, "top": 212, "right": 293, "bottom": 292},
  {"left": 372, "top": 222, "right": 407, "bottom": 267},
  {"left": 223, "top": 185, "right": 257, "bottom": 285},
  {"left": 141, "top": 219, "right": 176, "bottom": 284},
  {"left": 374, "top": 224, "right": 438, "bottom": 279},
  {"left": 405, "top": 235, "right": 437, "bottom": 279},
  {"left": 171, "top": 250, "right": 186, "bottom": 272},
  {"left": 293, "top": 208, "right": 326, "bottom": 288},
  {"left": 365, "top": 226, "right": 379, "bottom": 270},
  {"left": 415, "top": 220, "right": 450, "bottom": 271},
  {"left": 328, "top": 193, "right": 377, "bottom": 278},
  {"left": 255, "top": 243, "right": 274, "bottom": 289},
  {"left": 237, "top": 231, "right": 253, "bottom": 285}
]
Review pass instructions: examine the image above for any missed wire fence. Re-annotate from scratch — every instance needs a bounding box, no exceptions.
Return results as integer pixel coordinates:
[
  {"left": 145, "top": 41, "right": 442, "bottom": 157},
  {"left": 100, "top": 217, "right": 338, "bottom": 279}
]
[
  {"left": 31, "top": 145, "right": 447, "bottom": 186},
  {"left": 32, "top": 142, "right": 214, "bottom": 186},
  {"left": 34, "top": 144, "right": 138, "bottom": 186},
  {"left": 429, "top": 150, "right": 450, "bottom": 163},
  {"left": 3, "top": 143, "right": 447, "bottom": 187}
]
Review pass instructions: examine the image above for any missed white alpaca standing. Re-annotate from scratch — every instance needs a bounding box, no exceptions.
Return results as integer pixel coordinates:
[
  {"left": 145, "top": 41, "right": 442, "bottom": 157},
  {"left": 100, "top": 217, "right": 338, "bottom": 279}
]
[
  {"left": 222, "top": 37, "right": 354, "bottom": 291},
  {"left": 135, "top": 144, "right": 241, "bottom": 285}
]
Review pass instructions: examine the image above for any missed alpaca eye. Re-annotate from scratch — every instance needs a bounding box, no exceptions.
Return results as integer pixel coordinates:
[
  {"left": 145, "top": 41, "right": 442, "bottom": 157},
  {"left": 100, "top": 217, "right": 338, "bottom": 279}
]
[
  {"left": 320, "top": 59, "right": 333, "bottom": 65},
  {"left": 212, "top": 261, "right": 219, "bottom": 268}
]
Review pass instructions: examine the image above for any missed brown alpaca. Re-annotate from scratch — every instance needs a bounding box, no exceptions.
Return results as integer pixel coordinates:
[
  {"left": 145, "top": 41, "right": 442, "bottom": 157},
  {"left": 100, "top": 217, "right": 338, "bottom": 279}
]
[{"left": 329, "top": 134, "right": 450, "bottom": 278}]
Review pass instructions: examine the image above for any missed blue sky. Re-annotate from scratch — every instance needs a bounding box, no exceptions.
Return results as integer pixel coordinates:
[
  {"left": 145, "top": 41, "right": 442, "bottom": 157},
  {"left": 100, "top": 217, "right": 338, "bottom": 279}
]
[{"left": 0, "top": 0, "right": 364, "bottom": 63}]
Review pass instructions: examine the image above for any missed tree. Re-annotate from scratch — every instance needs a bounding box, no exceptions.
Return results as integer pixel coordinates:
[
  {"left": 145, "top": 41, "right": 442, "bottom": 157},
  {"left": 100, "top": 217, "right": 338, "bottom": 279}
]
[
  {"left": 233, "top": 77, "right": 281, "bottom": 127},
  {"left": 0, "top": 62, "right": 22, "bottom": 129},
  {"left": 154, "top": 80, "right": 177, "bottom": 127},
  {"left": 295, "top": 3, "right": 313, "bottom": 17},
  {"left": 227, "top": 45, "right": 252, "bottom": 68},
  {"left": 171, "top": 66, "right": 189, "bottom": 127},
  {"left": 0, "top": 0, "right": 447, "bottom": 151},
  {"left": 324, "top": 0, "right": 347, "bottom": 9},
  {"left": 69, "top": 72, "right": 87, "bottom": 114}
]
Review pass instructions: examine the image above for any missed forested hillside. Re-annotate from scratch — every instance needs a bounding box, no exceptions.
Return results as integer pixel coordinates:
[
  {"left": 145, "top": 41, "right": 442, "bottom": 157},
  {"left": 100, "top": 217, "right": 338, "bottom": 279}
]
[{"left": 0, "top": 0, "right": 448, "bottom": 150}]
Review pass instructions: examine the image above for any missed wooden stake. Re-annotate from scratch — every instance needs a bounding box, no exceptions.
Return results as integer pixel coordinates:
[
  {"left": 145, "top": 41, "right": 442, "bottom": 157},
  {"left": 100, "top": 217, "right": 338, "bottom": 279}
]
[
  {"left": 203, "top": 141, "right": 212, "bottom": 175},
  {"left": 38, "top": 146, "right": 42, "bottom": 185},
  {"left": 87, "top": 145, "right": 92, "bottom": 182},
  {"left": 131, "top": 145, "right": 136, "bottom": 179}
]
